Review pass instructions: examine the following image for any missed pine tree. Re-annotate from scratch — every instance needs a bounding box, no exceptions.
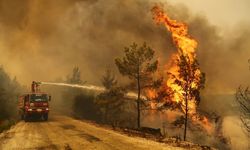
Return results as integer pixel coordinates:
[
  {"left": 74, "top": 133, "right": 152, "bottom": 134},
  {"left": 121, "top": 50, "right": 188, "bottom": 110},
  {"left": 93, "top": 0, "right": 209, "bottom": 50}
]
[
  {"left": 101, "top": 68, "right": 117, "bottom": 90},
  {"left": 115, "top": 42, "right": 158, "bottom": 128},
  {"left": 95, "top": 68, "right": 125, "bottom": 125},
  {"left": 67, "top": 67, "right": 83, "bottom": 84}
]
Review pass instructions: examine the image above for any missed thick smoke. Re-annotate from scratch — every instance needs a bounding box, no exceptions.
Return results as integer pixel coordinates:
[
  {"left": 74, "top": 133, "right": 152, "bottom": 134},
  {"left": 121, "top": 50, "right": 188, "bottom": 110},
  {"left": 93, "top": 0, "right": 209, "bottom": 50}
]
[
  {"left": 0, "top": 0, "right": 249, "bottom": 148},
  {"left": 0, "top": 0, "right": 249, "bottom": 92},
  {"left": 0, "top": 0, "right": 172, "bottom": 85}
]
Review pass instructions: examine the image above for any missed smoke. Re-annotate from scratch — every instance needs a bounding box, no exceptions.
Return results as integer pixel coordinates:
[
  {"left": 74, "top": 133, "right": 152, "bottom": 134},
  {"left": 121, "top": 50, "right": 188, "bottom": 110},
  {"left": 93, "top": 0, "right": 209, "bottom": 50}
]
[
  {"left": 0, "top": 0, "right": 173, "bottom": 85},
  {"left": 0, "top": 0, "right": 249, "bottom": 93},
  {"left": 222, "top": 116, "right": 249, "bottom": 150},
  {"left": 0, "top": 0, "right": 249, "bottom": 148}
]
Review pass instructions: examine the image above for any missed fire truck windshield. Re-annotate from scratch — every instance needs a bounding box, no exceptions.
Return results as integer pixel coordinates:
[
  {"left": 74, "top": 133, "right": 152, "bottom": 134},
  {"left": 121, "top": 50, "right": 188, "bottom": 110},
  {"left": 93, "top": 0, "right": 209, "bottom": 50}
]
[{"left": 30, "top": 94, "right": 48, "bottom": 102}]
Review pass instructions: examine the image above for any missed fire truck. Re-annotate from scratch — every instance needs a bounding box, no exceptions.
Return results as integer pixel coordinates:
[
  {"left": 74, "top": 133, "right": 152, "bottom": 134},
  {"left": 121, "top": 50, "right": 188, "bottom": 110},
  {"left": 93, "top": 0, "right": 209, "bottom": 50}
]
[{"left": 18, "top": 81, "right": 51, "bottom": 121}]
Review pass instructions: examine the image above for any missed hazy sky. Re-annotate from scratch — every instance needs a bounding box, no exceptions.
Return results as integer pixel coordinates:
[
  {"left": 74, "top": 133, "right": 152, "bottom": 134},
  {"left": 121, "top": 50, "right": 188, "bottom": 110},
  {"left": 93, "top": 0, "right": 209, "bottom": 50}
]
[
  {"left": 168, "top": 0, "right": 250, "bottom": 27},
  {"left": 0, "top": 0, "right": 249, "bottom": 93}
]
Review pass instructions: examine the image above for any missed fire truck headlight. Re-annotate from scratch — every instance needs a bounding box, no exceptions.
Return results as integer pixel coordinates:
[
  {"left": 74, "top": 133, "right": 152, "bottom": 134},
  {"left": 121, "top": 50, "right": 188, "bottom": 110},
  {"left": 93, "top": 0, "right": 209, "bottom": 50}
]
[
  {"left": 46, "top": 108, "right": 49, "bottom": 111},
  {"left": 28, "top": 108, "right": 32, "bottom": 111}
]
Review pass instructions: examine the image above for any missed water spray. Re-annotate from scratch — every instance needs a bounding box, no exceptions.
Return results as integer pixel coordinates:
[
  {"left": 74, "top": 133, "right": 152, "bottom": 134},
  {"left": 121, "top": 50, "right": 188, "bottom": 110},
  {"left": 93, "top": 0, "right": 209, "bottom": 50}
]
[
  {"left": 41, "top": 82, "right": 105, "bottom": 91},
  {"left": 40, "top": 81, "right": 140, "bottom": 99}
]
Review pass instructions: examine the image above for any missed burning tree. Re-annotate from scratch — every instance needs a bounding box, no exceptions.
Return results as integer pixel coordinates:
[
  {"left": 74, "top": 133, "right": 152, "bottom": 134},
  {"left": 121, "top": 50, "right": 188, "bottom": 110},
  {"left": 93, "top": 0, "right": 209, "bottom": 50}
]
[
  {"left": 115, "top": 42, "right": 158, "bottom": 128},
  {"left": 172, "top": 53, "right": 205, "bottom": 141},
  {"left": 151, "top": 6, "right": 206, "bottom": 141}
]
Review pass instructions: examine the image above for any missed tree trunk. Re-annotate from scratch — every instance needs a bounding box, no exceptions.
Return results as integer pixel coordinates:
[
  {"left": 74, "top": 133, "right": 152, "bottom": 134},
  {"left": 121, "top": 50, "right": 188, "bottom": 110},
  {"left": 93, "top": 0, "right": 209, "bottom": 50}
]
[{"left": 183, "top": 91, "right": 188, "bottom": 141}]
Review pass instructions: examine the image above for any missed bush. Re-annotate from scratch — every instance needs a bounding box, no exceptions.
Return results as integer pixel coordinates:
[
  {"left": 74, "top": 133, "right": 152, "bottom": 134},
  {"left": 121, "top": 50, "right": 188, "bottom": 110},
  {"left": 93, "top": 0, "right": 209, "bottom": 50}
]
[
  {"left": 73, "top": 91, "right": 101, "bottom": 122},
  {"left": 0, "top": 119, "right": 17, "bottom": 133}
]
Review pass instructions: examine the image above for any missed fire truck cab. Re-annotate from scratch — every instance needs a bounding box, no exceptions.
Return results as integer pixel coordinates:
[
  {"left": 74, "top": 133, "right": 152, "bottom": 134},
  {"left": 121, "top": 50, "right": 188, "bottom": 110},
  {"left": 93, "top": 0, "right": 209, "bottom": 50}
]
[{"left": 18, "top": 81, "right": 51, "bottom": 121}]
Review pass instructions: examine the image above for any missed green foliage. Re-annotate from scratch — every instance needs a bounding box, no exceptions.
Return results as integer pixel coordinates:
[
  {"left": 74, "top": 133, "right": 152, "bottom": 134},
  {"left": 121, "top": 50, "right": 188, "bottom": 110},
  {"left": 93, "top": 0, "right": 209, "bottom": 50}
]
[
  {"left": 66, "top": 67, "right": 84, "bottom": 84},
  {"left": 95, "top": 68, "right": 127, "bottom": 125},
  {"left": 73, "top": 91, "right": 101, "bottom": 121},
  {"left": 115, "top": 42, "right": 158, "bottom": 128},
  {"left": 63, "top": 67, "right": 84, "bottom": 115},
  {"left": 95, "top": 87, "right": 126, "bottom": 124},
  {"left": 0, "top": 67, "right": 22, "bottom": 120},
  {"left": 62, "top": 67, "right": 101, "bottom": 121},
  {"left": 115, "top": 42, "right": 158, "bottom": 85},
  {"left": 101, "top": 68, "right": 117, "bottom": 90}
]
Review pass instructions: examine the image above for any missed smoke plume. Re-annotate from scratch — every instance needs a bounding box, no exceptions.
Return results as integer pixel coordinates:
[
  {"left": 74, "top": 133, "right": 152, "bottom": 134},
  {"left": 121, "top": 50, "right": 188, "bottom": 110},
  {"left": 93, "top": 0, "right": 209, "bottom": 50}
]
[
  {"left": 0, "top": 0, "right": 249, "bottom": 148},
  {"left": 0, "top": 0, "right": 249, "bottom": 92}
]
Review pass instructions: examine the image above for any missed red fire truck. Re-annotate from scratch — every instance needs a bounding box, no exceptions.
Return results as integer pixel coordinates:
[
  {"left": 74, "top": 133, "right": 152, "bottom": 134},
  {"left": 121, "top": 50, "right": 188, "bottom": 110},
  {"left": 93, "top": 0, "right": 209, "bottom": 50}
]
[{"left": 18, "top": 81, "right": 51, "bottom": 121}]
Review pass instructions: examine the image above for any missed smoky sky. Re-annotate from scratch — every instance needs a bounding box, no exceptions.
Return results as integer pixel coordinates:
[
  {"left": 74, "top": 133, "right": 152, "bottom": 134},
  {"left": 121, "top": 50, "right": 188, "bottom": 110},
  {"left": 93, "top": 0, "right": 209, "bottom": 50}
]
[{"left": 0, "top": 0, "right": 249, "bottom": 94}]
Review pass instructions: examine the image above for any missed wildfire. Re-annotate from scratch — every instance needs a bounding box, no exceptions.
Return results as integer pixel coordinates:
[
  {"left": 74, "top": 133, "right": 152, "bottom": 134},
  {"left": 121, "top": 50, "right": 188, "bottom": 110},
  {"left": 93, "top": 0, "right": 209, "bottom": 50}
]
[{"left": 149, "top": 5, "right": 212, "bottom": 133}]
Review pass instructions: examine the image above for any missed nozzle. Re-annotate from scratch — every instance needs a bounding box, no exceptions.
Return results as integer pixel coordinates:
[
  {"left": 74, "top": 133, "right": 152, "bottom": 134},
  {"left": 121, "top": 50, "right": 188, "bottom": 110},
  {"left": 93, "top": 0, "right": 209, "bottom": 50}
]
[
  {"left": 31, "top": 81, "right": 41, "bottom": 92},
  {"left": 33, "top": 81, "right": 41, "bottom": 85}
]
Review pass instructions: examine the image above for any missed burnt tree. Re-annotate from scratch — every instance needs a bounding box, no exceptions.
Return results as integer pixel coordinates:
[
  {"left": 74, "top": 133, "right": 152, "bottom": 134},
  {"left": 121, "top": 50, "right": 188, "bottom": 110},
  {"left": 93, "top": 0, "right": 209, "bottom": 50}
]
[
  {"left": 235, "top": 59, "right": 250, "bottom": 135},
  {"left": 235, "top": 86, "right": 250, "bottom": 134}
]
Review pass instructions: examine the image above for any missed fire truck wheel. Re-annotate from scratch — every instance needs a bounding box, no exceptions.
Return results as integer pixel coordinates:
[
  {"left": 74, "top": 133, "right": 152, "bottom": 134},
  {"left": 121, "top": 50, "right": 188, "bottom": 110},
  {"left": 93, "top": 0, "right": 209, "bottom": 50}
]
[
  {"left": 43, "top": 114, "right": 48, "bottom": 121},
  {"left": 24, "top": 114, "right": 29, "bottom": 122}
]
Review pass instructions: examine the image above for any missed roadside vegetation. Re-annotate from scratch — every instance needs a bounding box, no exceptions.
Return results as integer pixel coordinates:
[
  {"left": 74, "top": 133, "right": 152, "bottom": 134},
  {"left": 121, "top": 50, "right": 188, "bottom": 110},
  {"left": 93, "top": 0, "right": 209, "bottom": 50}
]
[
  {"left": 0, "top": 67, "right": 22, "bottom": 133},
  {"left": 62, "top": 42, "right": 158, "bottom": 129},
  {"left": 115, "top": 42, "right": 158, "bottom": 128},
  {"left": 63, "top": 66, "right": 137, "bottom": 127}
]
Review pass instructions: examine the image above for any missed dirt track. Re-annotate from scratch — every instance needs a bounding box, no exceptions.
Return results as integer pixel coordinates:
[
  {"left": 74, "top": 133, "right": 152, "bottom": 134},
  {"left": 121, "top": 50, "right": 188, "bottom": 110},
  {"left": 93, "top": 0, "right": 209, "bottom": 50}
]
[{"left": 0, "top": 115, "right": 182, "bottom": 150}]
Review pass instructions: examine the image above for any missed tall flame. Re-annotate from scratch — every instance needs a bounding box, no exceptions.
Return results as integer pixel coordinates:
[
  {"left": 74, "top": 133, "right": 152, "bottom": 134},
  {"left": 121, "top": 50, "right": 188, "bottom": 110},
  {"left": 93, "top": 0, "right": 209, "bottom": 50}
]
[
  {"left": 151, "top": 6, "right": 212, "bottom": 133},
  {"left": 151, "top": 5, "right": 199, "bottom": 114}
]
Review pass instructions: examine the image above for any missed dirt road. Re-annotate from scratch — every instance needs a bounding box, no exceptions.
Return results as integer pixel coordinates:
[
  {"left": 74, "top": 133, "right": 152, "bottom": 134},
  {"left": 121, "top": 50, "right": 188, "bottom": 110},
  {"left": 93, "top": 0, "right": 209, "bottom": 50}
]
[{"left": 0, "top": 115, "right": 182, "bottom": 150}]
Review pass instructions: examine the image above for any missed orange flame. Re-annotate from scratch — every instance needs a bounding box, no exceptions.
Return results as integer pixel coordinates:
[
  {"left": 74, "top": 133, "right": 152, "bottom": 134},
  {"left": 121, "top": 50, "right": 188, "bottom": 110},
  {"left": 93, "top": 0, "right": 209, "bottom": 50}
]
[
  {"left": 150, "top": 5, "right": 212, "bottom": 133},
  {"left": 151, "top": 5, "right": 198, "bottom": 114}
]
